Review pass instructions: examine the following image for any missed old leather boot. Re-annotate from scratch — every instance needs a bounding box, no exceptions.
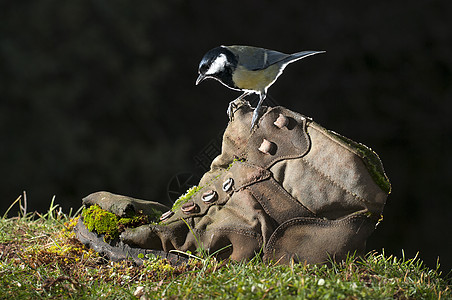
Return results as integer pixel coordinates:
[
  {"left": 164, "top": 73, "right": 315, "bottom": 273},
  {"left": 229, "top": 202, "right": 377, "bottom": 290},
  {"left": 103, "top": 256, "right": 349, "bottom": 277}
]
[{"left": 76, "top": 102, "right": 390, "bottom": 265}]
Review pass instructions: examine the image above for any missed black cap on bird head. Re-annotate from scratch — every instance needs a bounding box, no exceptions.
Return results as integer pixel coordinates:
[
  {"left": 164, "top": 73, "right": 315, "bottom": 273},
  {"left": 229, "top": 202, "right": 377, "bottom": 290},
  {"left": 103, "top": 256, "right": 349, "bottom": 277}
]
[{"left": 196, "top": 46, "right": 238, "bottom": 86}]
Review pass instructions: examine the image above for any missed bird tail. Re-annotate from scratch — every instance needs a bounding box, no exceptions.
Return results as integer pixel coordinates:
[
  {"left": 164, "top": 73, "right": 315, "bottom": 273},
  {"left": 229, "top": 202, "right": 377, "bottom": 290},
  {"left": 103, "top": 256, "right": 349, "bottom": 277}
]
[{"left": 284, "top": 50, "right": 326, "bottom": 65}]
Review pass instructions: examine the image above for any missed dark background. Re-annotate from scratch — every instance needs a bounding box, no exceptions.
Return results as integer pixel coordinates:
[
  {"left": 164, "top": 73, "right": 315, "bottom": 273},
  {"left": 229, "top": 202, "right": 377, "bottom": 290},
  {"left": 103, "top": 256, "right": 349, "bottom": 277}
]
[{"left": 1, "top": 1, "right": 451, "bottom": 273}]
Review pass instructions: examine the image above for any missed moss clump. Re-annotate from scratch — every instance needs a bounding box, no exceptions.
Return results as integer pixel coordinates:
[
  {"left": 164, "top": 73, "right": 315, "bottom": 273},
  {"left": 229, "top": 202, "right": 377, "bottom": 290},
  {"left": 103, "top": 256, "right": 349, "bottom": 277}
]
[
  {"left": 171, "top": 186, "right": 203, "bottom": 212},
  {"left": 117, "top": 214, "right": 152, "bottom": 231},
  {"left": 82, "top": 205, "right": 153, "bottom": 241},
  {"left": 82, "top": 205, "right": 119, "bottom": 241}
]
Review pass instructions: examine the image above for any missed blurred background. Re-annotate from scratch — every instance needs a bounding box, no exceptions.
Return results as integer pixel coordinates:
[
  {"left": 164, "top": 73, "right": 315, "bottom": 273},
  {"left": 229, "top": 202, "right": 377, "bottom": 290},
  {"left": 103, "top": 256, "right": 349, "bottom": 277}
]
[{"left": 1, "top": 0, "right": 451, "bottom": 273}]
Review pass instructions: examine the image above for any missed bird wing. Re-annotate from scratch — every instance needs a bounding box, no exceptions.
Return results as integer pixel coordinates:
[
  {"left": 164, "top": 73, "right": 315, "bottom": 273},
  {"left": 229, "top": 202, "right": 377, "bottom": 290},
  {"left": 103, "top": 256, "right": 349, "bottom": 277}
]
[
  {"left": 225, "top": 45, "right": 291, "bottom": 71},
  {"left": 263, "top": 49, "right": 293, "bottom": 69}
]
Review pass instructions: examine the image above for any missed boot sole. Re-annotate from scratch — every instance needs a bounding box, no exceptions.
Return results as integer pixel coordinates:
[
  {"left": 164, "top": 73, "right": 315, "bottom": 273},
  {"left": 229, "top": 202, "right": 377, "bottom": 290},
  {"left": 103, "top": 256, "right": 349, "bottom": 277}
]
[{"left": 74, "top": 217, "right": 188, "bottom": 266}]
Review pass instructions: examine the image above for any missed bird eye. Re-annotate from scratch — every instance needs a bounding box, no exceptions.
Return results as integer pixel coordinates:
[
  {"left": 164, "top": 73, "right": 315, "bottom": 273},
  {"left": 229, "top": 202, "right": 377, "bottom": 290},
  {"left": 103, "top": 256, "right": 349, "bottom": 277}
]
[{"left": 199, "top": 64, "right": 208, "bottom": 74}]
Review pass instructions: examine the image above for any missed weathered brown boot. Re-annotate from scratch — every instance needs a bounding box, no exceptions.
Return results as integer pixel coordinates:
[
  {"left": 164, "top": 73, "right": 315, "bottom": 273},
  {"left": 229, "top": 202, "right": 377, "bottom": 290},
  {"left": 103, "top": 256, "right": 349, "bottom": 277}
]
[{"left": 76, "top": 102, "right": 390, "bottom": 265}]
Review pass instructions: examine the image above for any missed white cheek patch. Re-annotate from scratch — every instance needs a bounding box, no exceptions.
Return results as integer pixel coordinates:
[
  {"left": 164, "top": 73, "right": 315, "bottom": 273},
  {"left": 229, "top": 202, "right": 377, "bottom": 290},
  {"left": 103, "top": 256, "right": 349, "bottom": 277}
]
[{"left": 206, "top": 53, "right": 228, "bottom": 75}]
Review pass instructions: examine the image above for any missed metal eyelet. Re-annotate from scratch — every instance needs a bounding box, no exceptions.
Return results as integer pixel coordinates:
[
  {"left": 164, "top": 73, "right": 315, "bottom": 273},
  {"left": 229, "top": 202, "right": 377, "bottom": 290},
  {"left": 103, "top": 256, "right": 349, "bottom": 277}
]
[
  {"left": 159, "top": 210, "right": 174, "bottom": 221},
  {"left": 258, "top": 139, "right": 276, "bottom": 155},
  {"left": 222, "top": 178, "right": 234, "bottom": 192},
  {"left": 181, "top": 201, "right": 199, "bottom": 214},
  {"left": 201, "top": 190, "right": 218, "bottom": 203},
  {"left": 274, "top": 114, "right": 289, "bottom": 128}
]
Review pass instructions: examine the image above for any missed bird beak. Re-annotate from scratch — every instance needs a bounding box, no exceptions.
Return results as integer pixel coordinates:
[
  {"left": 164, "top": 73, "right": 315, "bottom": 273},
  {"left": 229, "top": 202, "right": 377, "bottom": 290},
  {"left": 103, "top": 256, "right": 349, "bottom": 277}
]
[{"left": 196, "top": 74, "right": 206, "bottom": 85}]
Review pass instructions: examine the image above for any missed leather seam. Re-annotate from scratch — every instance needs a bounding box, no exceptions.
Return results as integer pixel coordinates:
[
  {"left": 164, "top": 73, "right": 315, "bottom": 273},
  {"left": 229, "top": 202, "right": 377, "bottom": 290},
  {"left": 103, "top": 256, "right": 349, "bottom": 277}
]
[
  {"left": 246, "top": 107, "right": 311, "bottom": 169},
  {"left": 247, "top": 186, "right": 273, "bottom": 221},
  {"left": 299, "top": 156, "right": 369, "bottom": 204},
  {"left": 198, "top": 227, "right": 264, "bottom": 248},
  {"left": 309, "top": 123, "right": 359, "bottom": 156},
  {"left": 232, "top": 161, "right": 271, "bottom": 190},
  {"left": 267, "top": 178, "right": 316, "bottom": 216},
  {"left": 265, "top": 214, "right": 369, "bottom": 251},
  {"left": 246, "top": 179, "right": 316, "bottom": 224}
]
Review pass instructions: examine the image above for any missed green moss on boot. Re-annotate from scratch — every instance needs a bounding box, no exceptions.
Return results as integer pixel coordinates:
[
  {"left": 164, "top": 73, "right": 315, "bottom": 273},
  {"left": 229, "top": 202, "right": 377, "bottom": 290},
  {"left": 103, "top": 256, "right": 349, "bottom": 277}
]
[
  {"left": 82, "top": 205, "right": 155, "bottom": 241},
  {"left": 171, "top": 185, "right": 203, "bottom": 212},
  {"left": 82, "top": 205, "right": 120, "bottom": 241},
  {"left": 170, "top": 159, "right": 246, "bottom": 212}
]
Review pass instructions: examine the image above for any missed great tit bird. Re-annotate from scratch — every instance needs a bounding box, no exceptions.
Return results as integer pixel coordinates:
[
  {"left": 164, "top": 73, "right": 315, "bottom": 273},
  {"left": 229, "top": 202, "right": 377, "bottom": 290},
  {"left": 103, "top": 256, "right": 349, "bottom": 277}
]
[{"left": 196, "top": 45, "right": 325, "bottom": 129}]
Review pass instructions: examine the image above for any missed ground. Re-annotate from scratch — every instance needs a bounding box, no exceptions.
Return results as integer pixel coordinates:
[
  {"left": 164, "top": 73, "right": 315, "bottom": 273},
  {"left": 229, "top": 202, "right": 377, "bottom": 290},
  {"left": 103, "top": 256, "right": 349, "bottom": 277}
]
[{"left": 0, "top": 201, "right": 449, "bottom": 299}]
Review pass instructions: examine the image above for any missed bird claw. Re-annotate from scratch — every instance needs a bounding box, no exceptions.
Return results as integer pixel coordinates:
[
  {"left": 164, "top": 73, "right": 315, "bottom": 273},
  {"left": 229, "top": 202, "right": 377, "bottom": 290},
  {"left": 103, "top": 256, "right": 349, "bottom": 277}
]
[
  {"left": 227, "top": 97, "right": 250, "bottom": 121},
  {"left": 227, "top": 101, "right": 236, "bottom": 121}
]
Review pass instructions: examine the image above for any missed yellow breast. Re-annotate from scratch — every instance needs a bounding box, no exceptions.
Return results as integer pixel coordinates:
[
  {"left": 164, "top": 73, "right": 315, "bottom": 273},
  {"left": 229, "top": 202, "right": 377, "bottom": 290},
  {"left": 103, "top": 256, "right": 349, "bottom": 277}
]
[{"left": 232, "top": 64, "right": 280, "bottom": 92}]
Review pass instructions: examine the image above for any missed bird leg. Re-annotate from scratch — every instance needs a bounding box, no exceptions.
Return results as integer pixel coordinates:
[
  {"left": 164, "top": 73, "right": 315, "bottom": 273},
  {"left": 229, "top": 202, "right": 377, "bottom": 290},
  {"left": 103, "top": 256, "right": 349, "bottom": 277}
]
[
  {"left": 227, "top": 91, "right": 251, "bottom": 121},
  {"left": 250, "top": 93, "right": 266, "bottom": 131}
]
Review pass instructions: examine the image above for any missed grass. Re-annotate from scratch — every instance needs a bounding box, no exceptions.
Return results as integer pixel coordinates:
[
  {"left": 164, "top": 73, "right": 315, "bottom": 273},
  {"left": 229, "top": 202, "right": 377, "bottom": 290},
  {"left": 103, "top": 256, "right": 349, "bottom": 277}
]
[{"left": 0, "top": 197, "right": 450, "bottom": 299}]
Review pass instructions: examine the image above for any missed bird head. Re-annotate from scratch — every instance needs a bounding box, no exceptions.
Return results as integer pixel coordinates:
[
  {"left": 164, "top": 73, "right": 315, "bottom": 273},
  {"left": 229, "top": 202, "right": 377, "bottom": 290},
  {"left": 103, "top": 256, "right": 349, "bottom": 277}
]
[{"left": 196, "top": 46, "right": 237, "bottom": 86}]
